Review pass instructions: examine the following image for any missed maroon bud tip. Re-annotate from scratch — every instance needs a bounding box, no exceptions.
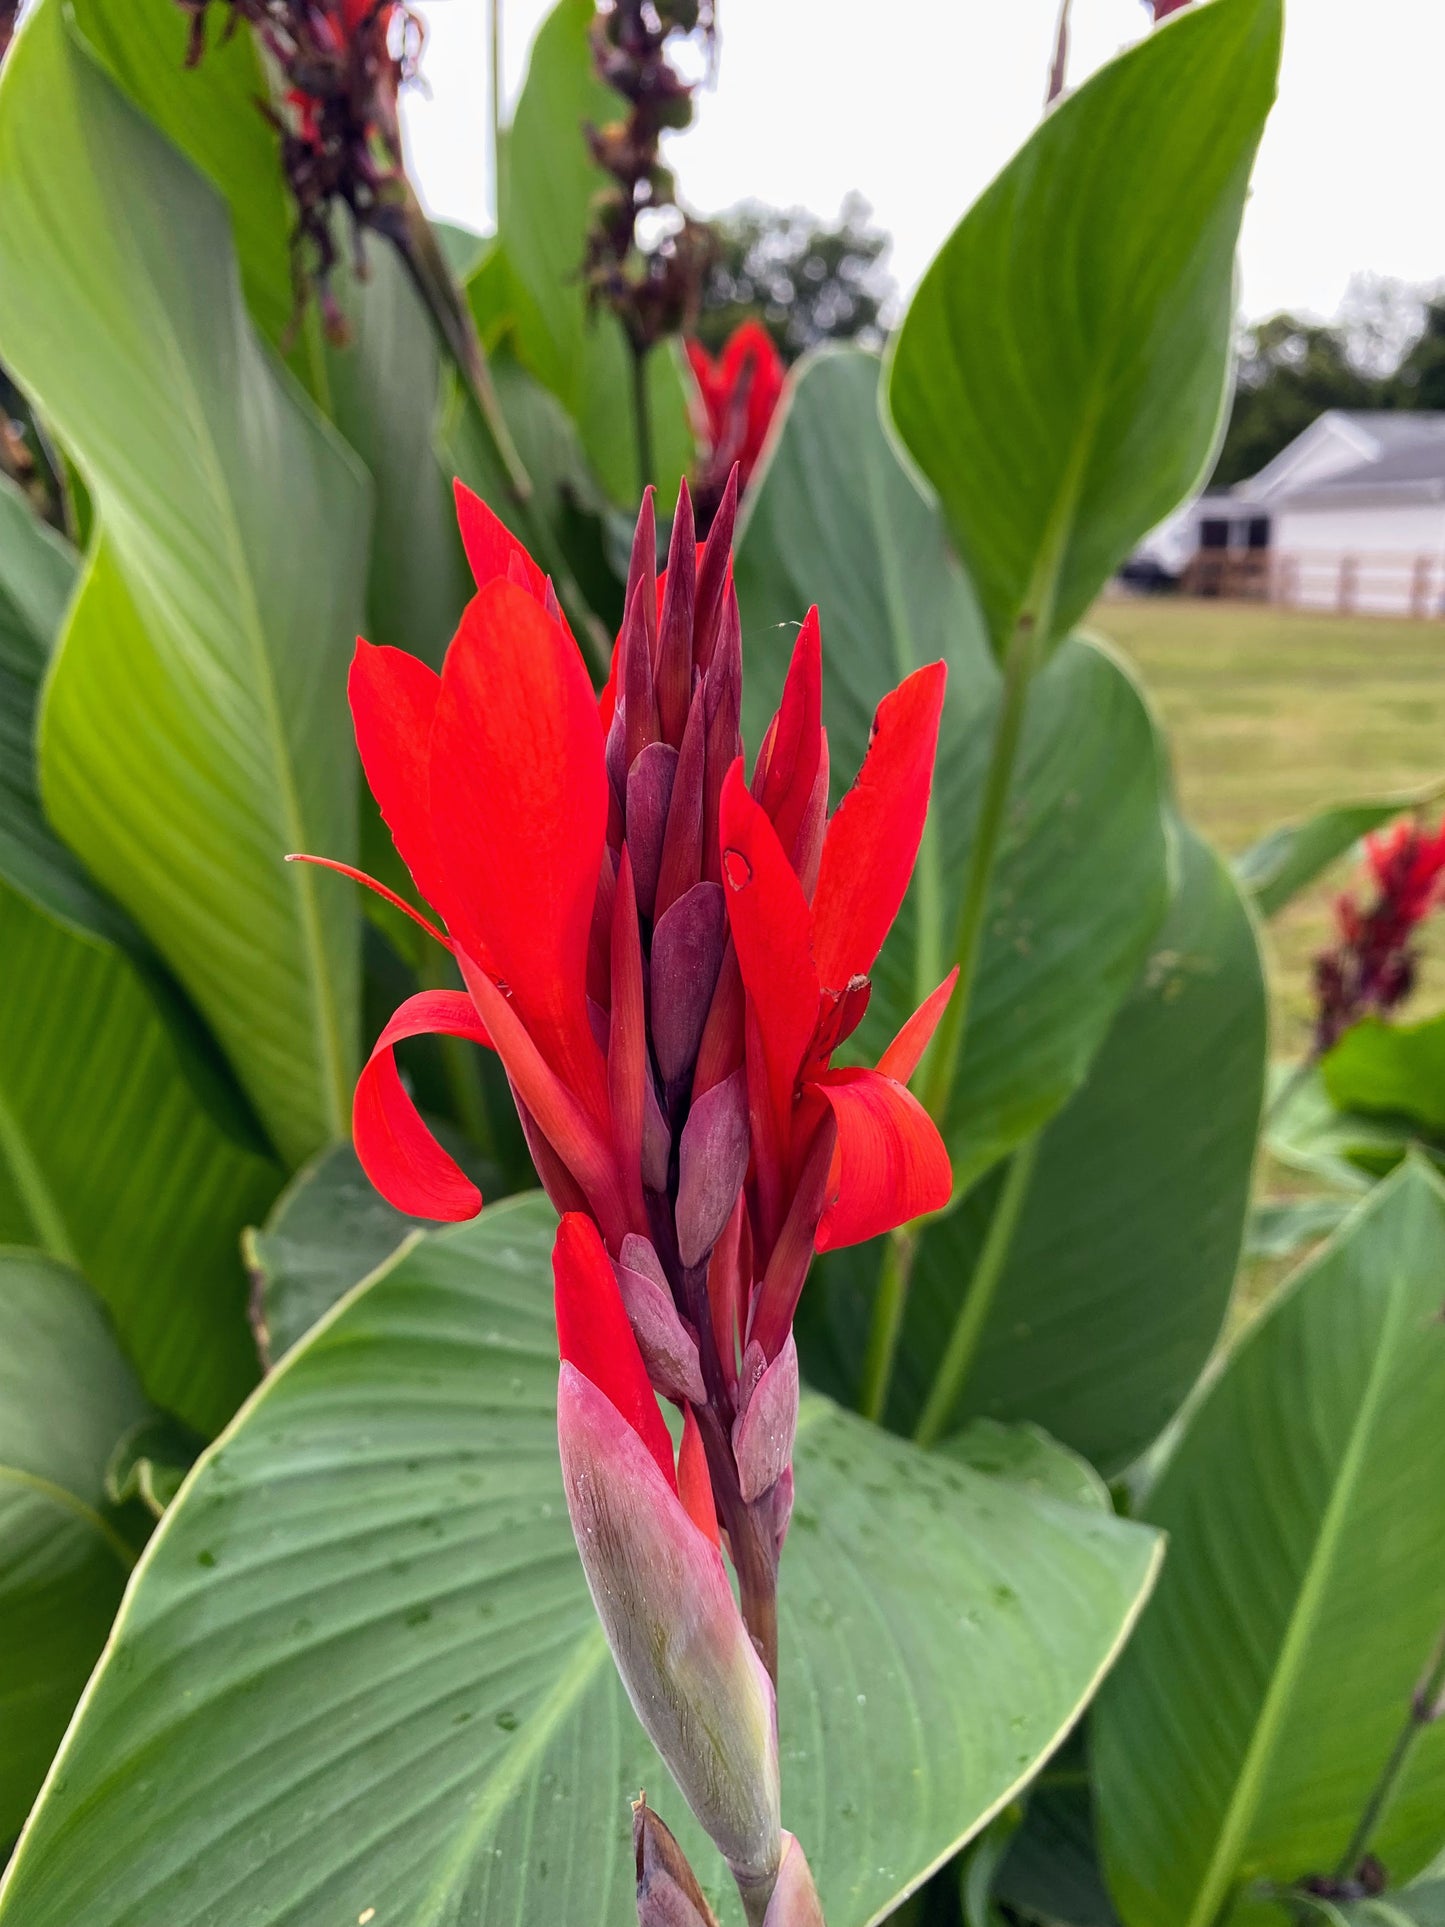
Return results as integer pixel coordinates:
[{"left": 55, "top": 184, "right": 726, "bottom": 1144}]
[
  {"left": 676, "top": 1067, "right": 750, "bottom": 1269},
  {"left": 732, "top": 1336, "right": 799, "bottom": 1504},
  {"left": 651, "top": 881, "right": 727, "bottom": 1089},
  {"left": 634, "top": 1797, "right": 721, "bottom": 1927},
  {"left": 627, "top": 742, "right": 680, "bottom": 921}
]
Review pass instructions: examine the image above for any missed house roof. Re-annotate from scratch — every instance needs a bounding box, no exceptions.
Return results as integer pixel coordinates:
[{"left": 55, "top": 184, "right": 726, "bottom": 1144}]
[{"left": 1246, "top": 410, "right": 1445, "bottom": 509}]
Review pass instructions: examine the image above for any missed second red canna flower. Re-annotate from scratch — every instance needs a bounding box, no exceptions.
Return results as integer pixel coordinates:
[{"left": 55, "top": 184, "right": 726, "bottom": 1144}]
[{"left": 687, "top": 319, "right": 786, "bottom": 491}]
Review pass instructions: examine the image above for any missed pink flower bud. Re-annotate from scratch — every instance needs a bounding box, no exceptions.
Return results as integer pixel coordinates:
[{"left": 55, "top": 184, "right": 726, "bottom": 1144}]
[
  {"left": 557, "top": 1363, "right": 782, "bottom": 1893},
  {"left": 732, "top": 1336, "right": 799, "bottom": 1503},
  {"left": 676, "top": 1067, "right": 750, "bottom": 1267},
  {"left": 615, "top": 1244, "right": 706, "bottom": 1405},
  {"left": 762, "top": 1834, "right": 825, "bottom": 1927}
]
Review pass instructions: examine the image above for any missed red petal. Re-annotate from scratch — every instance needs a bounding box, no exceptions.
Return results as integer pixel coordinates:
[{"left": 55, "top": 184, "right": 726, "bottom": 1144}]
[
  {"left": 430, "top": 579, "right": 610, "bottom": 1125},
  {"left": 753, "top": 609, "right": 824, "bottom": 873},
  {"left": 458, "top": 953, "right": 630, "bottom": 1251},
  {"left": 719, "top": 760, "right": 820, "bottom": 1167},
  {"left": 454, "top": 479, "right": 545, "bottom": 601},
  {"left": 353, "top": 991, "right": 492, "bottom": 1220},
  {"left": 811, "top": 1066, "right": 953, "bottom": 1251},
  {"left": 812, "top": 662, "right": 947, "bottom": 989},
  {"left": 348, "top": 640, "right": 453, "bottom": 926},
  {"left": 876, "top": 968, "right": 959, "bottom": 1085},
  {"left": 553, "top": 1213, "right": 676, "bottom": 1491},
  {"left": 678, "top": 1406, "right": 720, "bottom": 1546},
  {"left": 599, "top": 631, "right": 622, "bottom": 734},
  {"left": 285, "top": 853, "right": 451, "bottom": 950}
]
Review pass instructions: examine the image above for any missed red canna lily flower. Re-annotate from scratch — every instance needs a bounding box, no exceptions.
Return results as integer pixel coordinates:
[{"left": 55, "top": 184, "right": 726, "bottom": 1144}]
[
  {"left": 296, "top": 468, "right": 952, "bottom": 1675},
  {"left": 1313, "top": 813, "right": 1445, "bottom": 1053},
  {"left": 687, "top": 319, "right": 786, "bottom": 492}
]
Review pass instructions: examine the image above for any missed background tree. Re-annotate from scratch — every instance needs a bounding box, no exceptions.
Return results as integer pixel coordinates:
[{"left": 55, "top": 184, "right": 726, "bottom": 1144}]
[{"left": 694, "top": 190, "right": 894, "bottom": 363}]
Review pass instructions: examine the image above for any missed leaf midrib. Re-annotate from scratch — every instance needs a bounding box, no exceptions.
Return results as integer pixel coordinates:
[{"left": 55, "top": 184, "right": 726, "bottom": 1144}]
[
  {"left": 1185, "top": 1284, "right": 1407, "bottom": 1927},
  {"left": 0, "top": 1077, "right": 75, "bottom": 1264}
]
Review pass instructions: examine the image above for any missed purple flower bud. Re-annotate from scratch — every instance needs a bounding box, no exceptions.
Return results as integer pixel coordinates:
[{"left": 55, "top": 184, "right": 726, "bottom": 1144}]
[
  {"left": 731, "top": 1336, "right": 799, "bottom": 1503},
  {"left": 628, "top": 741, "right": 679, "bottom": 920},
  {"left": 558, "top": 1364, "right": 782, "bottom": 1894},
  {"left": 761, "top": 1834, "right": 825, "bottom": 1927},
  {"left": 607, "top": 700, "right": 630, "bottom": 806},
  {"left": 694, "top": 467, "right": 739, "bottom": 672},
  {"left": 675, "top": 1067, "right": 750, "bottom": 1268},
  {"left": 643, "top": 1066, "right": 672, "bottom": 1193},
  {"left": 624, "top": 575, "right": 661, "bottom": 772},
  {"left": 634, "top": 1798, "right": 721, "bottom": 1927},
  {"left": 657, "top": 479, "right": 697, "bottom": 747},
  {"left": 615, "top": 1248, "right": 706, "bottom": 1405},
  {"left": 656, "top": 685, "right": 707, "bottom": 920},
  {"left": 651, "top": 881, "right": 727, "bottom": 1088}
]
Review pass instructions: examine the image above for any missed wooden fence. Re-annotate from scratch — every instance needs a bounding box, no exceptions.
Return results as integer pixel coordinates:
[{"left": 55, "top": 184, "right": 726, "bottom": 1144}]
[{"left": 1181, "top": 550, "right": 1445, "bottom": 618}]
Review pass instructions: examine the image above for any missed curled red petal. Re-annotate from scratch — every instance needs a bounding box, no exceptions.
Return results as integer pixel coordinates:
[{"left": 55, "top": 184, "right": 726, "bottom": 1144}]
[
  {"left": 811, "top": 1066, "right": 952, "bottom": 1252},
  {"left": 285, "top": 853, "right": 451, "bottom": 950},
  {"left": 348, "top": 640, "right": 451, "bottom": 925},
  {"left": 353, "top": 991, "right": 492, "bottom": 1220},
  {"left": 876, "top": 967, "right": 960, "bottom": 1085},
  {"left": 812, "top": 662, "right": 947, "bottom": 989},
  {"left": 431, "top": 579, "right": 610, "bottom": 1125},
  {"left": 553, "top": 1214, "right": 676, "bottom": 1491}
]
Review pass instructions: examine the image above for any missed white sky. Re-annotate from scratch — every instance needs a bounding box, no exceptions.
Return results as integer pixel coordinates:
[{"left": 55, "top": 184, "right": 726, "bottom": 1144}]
[{"left": 401, "top": 0, "right": 1445, "bottom": 326}]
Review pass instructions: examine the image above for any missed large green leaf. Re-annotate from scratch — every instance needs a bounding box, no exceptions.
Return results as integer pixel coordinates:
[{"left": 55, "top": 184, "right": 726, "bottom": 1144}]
[
  {"left": 1235, "top": 785, "right": 1443, "bottom": 921},
  {"left": 0, "top": 0, "right": 367, "bottom": 1166},
  {"left": 888, "top": 0, "right": 1281, "bottom": 657},
  {"left": 495, "top": 0, "right": 694, "bottom": 505},
  {"left": 245, "top": 1142, "right": 432, "bottom": 1365},
  {"left": 1329, "top": 1885, "right": 1445, "bottom": 1927},
  {"left": 734, "top": 351, "right": 1172, "bottom": 1204},
  {"left": 1094, "top": 1162, "right": 1445, "bottom": 1927},
  {"left": 69, "top": 0, "right": 472, "bottom": 669},
  {"left": 0, "top": 1194, "right": 1161, "bottom": 1927},
  {"left": 853, "top": 829, "right": 1267, "bottom": 1472},
  {"left": 324, "top": 244, "right": 472, "bottom": 669},
  {"left": 64, "top": 0, "right": 296, "bottom": 357},
  {"left": 994, "top": 1732, "right": 1122, "bottom": 1927},
  {"left": 0, "top": 1252, "right": 150, "bottom": 1843},
  {"left": 0, "top": 474, "right": 279, "bottom": 1433},
  {"left": 0, "top": 475, "right": 83, "bottom": 921},
  {"left": 1324, "top": 1013, "right": 1445, "bottom": 1139},
  {"left": 1268, "top": 1070, "right": 1441, "bottom": 1192}
]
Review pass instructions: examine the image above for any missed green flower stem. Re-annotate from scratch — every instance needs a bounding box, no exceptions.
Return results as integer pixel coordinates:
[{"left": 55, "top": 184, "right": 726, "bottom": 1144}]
[
  {"left": 631, "top": 341, "right": 656, "bottom": 493},
  {"left": 856, "top": 1224, "right": 918, "bottom": 1427},
  {"left": 1331, "top": 1622, "right": 1445, "bottom": 1882},
  {"left": 857, "top": 603, "right": 1039, "bottom": 1424},
  {"left": 913, "top": 1134, "right": 1040, "bottom": 1448},
  {"left": 919, "top": 608, "right": 1039, "bottom": 1125}
]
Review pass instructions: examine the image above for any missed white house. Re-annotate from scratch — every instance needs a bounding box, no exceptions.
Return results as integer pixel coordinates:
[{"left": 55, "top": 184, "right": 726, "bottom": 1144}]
[{"left": 1136, "top": 412, "right": 1445, "bottom": 617}]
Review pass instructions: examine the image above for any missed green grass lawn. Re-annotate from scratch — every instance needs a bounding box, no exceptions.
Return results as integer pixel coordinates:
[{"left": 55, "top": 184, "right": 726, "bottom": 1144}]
[{"left": 1089, "top": 594, "right": 1445, "bottom": 1051}]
